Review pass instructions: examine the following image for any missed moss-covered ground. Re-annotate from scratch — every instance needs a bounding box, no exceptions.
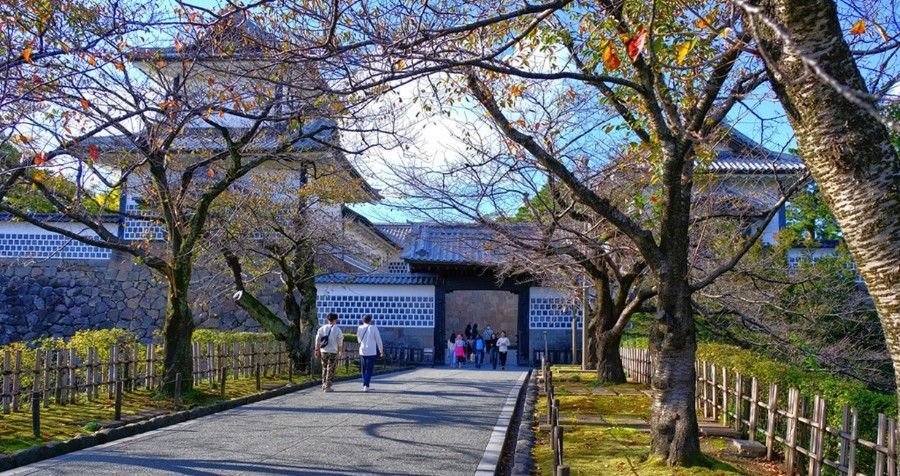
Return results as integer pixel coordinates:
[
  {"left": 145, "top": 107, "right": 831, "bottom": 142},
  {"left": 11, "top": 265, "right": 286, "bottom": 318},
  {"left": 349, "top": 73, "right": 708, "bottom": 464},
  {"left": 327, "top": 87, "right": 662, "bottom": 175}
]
[
  {"left": 0, "top": 366, "right": 360, "bottom": 455},
  {"left": 533, "top": 366, "right": 780, "bottom": 475}
]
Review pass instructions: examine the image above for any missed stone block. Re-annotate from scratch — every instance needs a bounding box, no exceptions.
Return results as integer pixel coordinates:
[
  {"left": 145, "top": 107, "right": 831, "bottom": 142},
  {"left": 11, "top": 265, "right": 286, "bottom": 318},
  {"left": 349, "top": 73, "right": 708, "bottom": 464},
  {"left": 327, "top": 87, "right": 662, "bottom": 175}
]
[{"left": 731, "top": 439, "right": 766, "bottom": 457}]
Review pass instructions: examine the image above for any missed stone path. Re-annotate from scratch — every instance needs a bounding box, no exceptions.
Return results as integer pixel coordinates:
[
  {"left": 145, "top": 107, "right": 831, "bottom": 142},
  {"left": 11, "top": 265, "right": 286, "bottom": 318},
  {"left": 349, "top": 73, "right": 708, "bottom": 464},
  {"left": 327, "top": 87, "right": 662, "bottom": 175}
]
[{"left": 4, "top": 368, "right": 527, "bottom": 476}]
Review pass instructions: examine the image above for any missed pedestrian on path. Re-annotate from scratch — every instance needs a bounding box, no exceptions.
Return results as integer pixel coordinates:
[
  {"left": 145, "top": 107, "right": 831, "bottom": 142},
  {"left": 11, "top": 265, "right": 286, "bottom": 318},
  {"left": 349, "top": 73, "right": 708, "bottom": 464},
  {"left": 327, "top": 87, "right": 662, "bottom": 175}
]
[
  {"left": 446, "top": 335, "right": 456, "bottom": 365},
  {"left": 357, "top": 314, "right": 384, "bottom": 392},
  {"left": 315, "top": 313, "right": 344, "bottom": 392},
  {"left": 474, "top": 334, "right": 485, "bottom": 368},
  {"left": 454, "top": 333, "right": 466, "bottom": 368},
  {"left": 496, "top": 331, "right": 511, "bottom": 370}
]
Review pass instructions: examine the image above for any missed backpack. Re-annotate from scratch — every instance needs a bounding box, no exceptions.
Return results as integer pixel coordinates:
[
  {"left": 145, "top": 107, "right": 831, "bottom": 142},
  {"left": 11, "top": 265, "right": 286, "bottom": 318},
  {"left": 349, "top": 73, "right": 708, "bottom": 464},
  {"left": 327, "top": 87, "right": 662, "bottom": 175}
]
[{"left": 319, "top": 324, "right": 333, "bottom": 347}]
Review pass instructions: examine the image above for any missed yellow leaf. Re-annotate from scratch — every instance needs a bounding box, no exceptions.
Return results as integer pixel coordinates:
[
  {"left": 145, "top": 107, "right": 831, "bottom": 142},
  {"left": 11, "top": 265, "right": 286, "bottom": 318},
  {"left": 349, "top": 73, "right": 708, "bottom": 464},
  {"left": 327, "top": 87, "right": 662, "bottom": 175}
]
[
  {"left": 395, "top": 59, "right": 404, "bottom": 71},
  {"left": 330, "top": 102, "right": 344, "bottom": 112},
  {"left": 22, "top": 47, "right": 32, "bottom": 63},
  {"left": 850, "top": 19, "right": 866, "bottom": 35},
  {"left": 510, "top": 84, "right": 525, "bottom": 98},
  {"left": 676, "top": 39, "right": 696, "bottom": 64}
]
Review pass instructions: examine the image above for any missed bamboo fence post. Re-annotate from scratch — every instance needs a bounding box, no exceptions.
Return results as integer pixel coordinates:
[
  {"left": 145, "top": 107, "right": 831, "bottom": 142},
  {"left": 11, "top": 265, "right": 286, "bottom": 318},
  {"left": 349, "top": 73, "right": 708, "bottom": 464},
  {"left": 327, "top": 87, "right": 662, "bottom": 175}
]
[
  {"left": 114, "top": 380, "right": 122, "bottom": 421},
  {"left": 92, "top": 347, "right": 101, "bottom": 399},
  {"left": 207, "top": 342, "right": 214, "bottom": 385},
  {"left": 54, "top": 350, "right": 63, "bottom": 404},
  {"left": 1, "top": 350, "right": 9, "bottom": 414},
  {"left": 786, "top": 388, "right": 800, "bottom": 475},
  {"left": 231, "top": 342, "right": 241, "bottom": 380},
  {"left": 847, "top": 407, "right": 858, "bottom": 476},
  {"left": 31, "top": 390, "right": 40, "bottom": 438},
  {"left": 766, "top": 383, "right": 778, "bottom": 461},
  {"left": 255, "top": 362, "right": 261, "bottom": 391},
  {"left": 86, "top": 348, "right": 95, "bottom": 401},
  {"left": 130, "top": 345, "right": 137, "bottom": 392},
  {"left": 12, "top": 349, "right": 22, "bottom": 411},
  {"left": 701, "top": 361, "right": 709, "bottom": 418},
  {"left": 721, "top": 368, "right": 729, "bottom": 427},
  {"left": 711, "top": 365, "right": 718, "bottom": 421},
  {"left": 42, "top": 350, "right": 51, "bottom": 408},
  {"left": 145, "top": 345, "right": 153, "bottom": 389},
  {"left": 734, "top": 372, "right": 743, "bottom": 434},
  {"left": 748, "top": 377, "right": 759, "bottom": 442},
  {"left": 888, "top": 418, "right": 897, "bottom": 476},
  {"left": 807, "top": 395, "right": 824, "bottom": 476},
  {"left": 107, "top": 345, "right": 115, "bottom": 399},
  {"left": 877, "top": 413, "right": 887, "bottom": 476},
  {"left": 838, "top": 406, "right": 850, "bottom": 471},
  {"left": 68, "top": 348, "right": 76, "bottom": 404},
  {"left": 251, "top": 343, "right": 257, "bottom": 379},
  {"left": 32, "top": 349, "right": 42, "bottom": 395}
]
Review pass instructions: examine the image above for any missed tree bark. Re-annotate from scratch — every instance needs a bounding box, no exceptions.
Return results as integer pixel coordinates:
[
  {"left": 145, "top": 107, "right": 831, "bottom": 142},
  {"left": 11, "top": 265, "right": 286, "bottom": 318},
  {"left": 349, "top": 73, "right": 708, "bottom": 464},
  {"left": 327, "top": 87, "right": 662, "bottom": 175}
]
[
  {"left": 597, "top": 331, "right": 627, "bottom": 383},
  {"left": 161, "top": 265, "right": 195, "bottom": 394},
  {"left": 749, "top": 0, "right": 900, "bottom": 394},
  {"left": 649, "top": 275, "right": 701, "bottom": 465}
]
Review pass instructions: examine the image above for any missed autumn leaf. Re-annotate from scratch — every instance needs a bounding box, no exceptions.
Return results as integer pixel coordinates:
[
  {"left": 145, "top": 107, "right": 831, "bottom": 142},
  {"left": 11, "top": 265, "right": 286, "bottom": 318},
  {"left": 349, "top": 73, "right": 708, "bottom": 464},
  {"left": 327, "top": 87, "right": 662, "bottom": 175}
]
[
  {"left": 394, "top": 59, "right": 405, "bottom": 71},
  {"left": 79, "top": 98, "right": 90, "bottom": 111},
  {"left": 88, "top": 144, "right": 99, "bottom": 161},
  {"left": 875, "top": 23, "right": 890, "bottom": 42},
  {"left": 113, "top": 61, "right": 125, "bottom": 72},
  {"left": 510, "top": 84, "right": 525, "bottom": 98},
  {"left": 676, "top": 39, "right": 697, "bottom": 64},
  {"left": 22, "top": 47, "right": 33, "bottom": 63},
  {"left": 625, "top": 26, "right": 647, "bottom": 61},
  {"left": 695, "top": 18, "right": 710, "bottom": 29},
  {"left": 850, "top": 19, "right": 866, "bottom": 35},
  {"left": 207, "top": 168, "right": 215, "bottom": 178},
  {"left": 602, "top": 43, "right": 621, "bottom": 70},
  {"left": 33, "top": 153, "right": 47, "bottom": 165},
  {"left": 87, "top": 55, "right": 96, "bottom": 66}
]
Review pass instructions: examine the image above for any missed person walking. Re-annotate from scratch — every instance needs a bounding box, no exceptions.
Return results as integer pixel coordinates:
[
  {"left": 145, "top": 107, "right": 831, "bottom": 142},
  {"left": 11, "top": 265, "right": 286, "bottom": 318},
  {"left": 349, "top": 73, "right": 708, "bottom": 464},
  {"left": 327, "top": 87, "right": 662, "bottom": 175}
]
[
  {"left": 357, "top": 315, "right": 384, "bottom": 392},
  {"left": 446, "top": 335, "right": 456, "bottom": 366},
  {"left": 483, "top": 325, "right": 496, "bottom": 368},
  {"left": 496, "top": 331, "right": 511, "bottom": 370},
  {"left": 454, "top": 334, "right": 466, "bottom": 368},
  {"left": 474, "top": 334, "right": 485, "bottom": 368},
  {"left": 314, "top": 313, "right": 344, "bottom": 392},
  {"left": 464, "top": 323, "right": 472, "bottom": 339}
]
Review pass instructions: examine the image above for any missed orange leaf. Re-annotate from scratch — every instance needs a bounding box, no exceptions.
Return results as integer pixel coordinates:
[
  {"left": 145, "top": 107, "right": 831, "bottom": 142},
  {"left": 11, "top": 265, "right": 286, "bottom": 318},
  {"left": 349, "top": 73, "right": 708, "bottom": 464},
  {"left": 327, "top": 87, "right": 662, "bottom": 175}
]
[
  {"left": 33, "top": 153, "right": 47, "bottom": 165},
  {"left": 88, "top": 144, "right": 99, "bottom": 161},
  {"left": 22, "top": 47, "right": 32, "bottom": 63},
  {"left": 207, "top": 168, "right": 215, "bottom": 178},
  {"left": 79, "top": 98, "right": 90, "bottom": 111},
  {"left": 87, "top": 55, "right": 96, "bottom": 66},
  {"left": 113, "top": 61, "right": 125, "bottom": 72},
  {"left": 207, "top": 77, "right": 215, "bottom": 86},
  {"left": 695, "top": 18, "right": 710, "bottom": 29},
  {"left": 850, "top": 19, "right": 866, "bottom": 35},
  {"left": 625, "top": 26, "right": 647, "bottom": 60},
  {"left": 602, "top": 43, "right": 621, "bottom": 70}
]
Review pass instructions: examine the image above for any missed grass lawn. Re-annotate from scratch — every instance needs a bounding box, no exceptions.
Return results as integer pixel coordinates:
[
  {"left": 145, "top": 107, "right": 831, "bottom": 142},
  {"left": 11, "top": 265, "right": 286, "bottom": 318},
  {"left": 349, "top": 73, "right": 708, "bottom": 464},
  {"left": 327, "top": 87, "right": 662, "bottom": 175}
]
[
  {"left": 533, "top": 366, "right": 778, "bottom": 475},
  {"left": 0, "top": 366, "right": 360, "bottom": 455}
]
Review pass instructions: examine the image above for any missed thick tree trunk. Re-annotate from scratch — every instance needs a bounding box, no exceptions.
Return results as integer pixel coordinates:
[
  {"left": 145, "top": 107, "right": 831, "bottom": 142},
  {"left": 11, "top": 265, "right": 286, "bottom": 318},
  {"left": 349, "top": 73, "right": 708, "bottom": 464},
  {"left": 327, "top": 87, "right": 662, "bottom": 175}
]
[
  {"left": 162, "top": 267, "right": 195, "bottom": 394},
  {"left": 649, "top": 275, "right": 701, "bottom": 465},
  {"left": 597, "top": 331, "right": 627, "bottom": 383},
  {"left": 750, "top": 0, "right": 900, "bottom": 394}
]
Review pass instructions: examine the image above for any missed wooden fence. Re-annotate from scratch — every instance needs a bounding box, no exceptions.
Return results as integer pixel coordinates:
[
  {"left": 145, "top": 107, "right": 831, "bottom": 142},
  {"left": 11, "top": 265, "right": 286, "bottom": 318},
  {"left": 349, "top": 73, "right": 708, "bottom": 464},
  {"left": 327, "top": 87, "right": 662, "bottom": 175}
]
[
  {"left": 540, "top": 357, "right": 570, "bottom": 476},
  {"left": 620, "top": 347, "right": 898, "bottom": 475},
  {"left": 0, "top": 340, "right": 291, "bottom": 415}
]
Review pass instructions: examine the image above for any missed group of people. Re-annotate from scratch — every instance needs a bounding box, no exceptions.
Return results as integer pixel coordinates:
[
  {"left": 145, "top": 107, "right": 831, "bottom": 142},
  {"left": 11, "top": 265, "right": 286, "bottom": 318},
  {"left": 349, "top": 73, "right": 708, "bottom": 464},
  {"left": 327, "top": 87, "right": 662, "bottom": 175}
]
[
  {"left": 448, "top": 323, "right": 511, "bottom": 370},
  {"left": 314, "top": 313, "right": 384, "bottom": 393}
]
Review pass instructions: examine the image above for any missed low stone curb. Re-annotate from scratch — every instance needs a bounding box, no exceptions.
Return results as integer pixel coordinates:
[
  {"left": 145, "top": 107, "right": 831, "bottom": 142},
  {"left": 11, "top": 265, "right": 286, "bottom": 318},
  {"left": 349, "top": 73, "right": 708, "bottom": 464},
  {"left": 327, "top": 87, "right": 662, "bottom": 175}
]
[
  {"left": 0, "top": 366, "right": 411, "bottom": 472},
  {"left": 511, "top": 369, "right": 539, "bottom": 475},
  {"left": 475, "top": 370, "right": 530, "bottom": 476}
]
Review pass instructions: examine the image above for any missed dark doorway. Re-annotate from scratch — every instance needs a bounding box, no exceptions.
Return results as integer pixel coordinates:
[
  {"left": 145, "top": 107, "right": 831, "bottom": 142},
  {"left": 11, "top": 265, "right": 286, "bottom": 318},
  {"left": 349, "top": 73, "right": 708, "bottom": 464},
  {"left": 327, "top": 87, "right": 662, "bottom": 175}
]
[{"left": 445, "top": 290, "right": 517, "bottom": 340}]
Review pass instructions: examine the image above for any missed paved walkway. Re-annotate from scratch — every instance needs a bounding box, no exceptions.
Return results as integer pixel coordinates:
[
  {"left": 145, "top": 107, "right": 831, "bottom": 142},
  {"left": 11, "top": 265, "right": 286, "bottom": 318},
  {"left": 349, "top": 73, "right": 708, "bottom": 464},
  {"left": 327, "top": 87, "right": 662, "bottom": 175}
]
[{"left": 5, "top": 368, "right": 526, "bottom": 476}]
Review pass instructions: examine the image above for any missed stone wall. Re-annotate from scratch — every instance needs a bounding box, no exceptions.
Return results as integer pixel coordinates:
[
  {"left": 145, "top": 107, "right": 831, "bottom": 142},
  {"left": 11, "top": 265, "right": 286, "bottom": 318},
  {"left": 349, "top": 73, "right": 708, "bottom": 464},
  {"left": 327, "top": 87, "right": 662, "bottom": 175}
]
[
  {"left": 445, "top": 290, "right": 518, "bottom": 337},
  {"left": 0, "top": 253, "right": 277, "bottom": 344}
]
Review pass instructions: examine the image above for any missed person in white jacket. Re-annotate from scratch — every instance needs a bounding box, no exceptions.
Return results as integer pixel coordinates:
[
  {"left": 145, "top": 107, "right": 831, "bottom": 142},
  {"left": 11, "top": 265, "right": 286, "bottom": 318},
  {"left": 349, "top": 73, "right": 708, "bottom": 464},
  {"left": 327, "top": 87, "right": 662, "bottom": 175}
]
[{"left": 356, "top": 314, "right": 384, "bottom": 392}]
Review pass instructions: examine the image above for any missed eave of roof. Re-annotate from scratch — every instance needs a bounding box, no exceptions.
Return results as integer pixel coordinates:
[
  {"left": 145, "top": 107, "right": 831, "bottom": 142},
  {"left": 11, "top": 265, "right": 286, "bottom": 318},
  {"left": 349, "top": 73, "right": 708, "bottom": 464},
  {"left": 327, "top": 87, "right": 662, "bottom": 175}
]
[
  {"left": 341, "top": 207, "right": 400, "bottom": 249},
  {"left": 315, "top": 272, "right": 437, "bottom": 285},
  {"left": 0, "top": 213, "right": 119, "bottom": 223}
]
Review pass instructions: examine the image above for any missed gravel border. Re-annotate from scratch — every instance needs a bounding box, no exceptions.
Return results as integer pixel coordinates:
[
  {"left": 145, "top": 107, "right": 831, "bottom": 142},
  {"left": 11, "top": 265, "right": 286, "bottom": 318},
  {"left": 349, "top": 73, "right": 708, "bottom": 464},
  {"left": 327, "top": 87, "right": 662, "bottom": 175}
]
[
  {"left": 510, "top": 369, "right": 539, "bottom": 475},
  {"left": 0, "top": 367, "right": 411, "bottom": 472}
]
